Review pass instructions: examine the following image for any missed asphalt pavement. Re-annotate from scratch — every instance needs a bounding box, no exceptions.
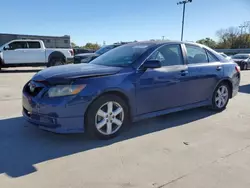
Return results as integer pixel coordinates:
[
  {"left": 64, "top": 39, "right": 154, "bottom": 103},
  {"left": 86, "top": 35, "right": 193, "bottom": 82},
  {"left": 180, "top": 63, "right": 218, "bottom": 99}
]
[{"left": 0, "top": 67, "right": 250, "bottom": 188}]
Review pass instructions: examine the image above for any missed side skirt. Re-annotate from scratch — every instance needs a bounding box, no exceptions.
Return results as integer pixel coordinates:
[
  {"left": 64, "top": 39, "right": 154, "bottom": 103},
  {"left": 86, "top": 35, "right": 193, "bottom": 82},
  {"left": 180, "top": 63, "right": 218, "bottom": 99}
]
[{"left": 133, "top": 100, "right": 211, "bottom": 122}]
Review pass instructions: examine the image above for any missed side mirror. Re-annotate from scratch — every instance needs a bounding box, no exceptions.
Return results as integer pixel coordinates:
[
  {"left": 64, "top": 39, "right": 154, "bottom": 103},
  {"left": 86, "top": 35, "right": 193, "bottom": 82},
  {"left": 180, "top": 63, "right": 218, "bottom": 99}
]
[
  {"left": 142, "top": 60, "right": 161, "bottom": 69},
  {"left": 3, "top": 45, "right": 10, "bottom": 51}
]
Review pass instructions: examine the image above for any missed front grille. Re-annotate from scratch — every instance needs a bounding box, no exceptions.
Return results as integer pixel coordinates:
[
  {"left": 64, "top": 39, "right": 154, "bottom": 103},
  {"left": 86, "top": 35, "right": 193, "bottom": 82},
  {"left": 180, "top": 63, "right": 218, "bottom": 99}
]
[{"left": 23, "top": 107, "right": 57, "bottom": 126}]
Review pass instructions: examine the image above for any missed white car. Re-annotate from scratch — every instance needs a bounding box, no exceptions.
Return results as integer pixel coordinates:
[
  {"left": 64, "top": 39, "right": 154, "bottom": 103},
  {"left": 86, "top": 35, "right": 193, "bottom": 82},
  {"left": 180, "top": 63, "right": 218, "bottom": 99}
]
[{"left": 0, "top": 39, "right": 74, "bottom": 70}]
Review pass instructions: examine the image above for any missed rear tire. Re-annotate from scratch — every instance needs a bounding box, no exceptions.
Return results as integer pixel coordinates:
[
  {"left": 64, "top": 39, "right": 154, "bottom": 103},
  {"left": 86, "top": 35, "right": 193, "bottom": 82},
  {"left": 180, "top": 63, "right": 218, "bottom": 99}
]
[
  {"left": 210, "top": 82, "right": 230, "bottom": 112},
  {"left": 85, "top": 94, "right": 129, "bottom": 139},
  {"left": 48, "top": 58, "right": 64, "bottom": 67},
  {"left": 241, "top": 63, "right": 247, "bottom": 70},
  {"left": 244, "top": 63, "right": 248, "bottom": 70}
]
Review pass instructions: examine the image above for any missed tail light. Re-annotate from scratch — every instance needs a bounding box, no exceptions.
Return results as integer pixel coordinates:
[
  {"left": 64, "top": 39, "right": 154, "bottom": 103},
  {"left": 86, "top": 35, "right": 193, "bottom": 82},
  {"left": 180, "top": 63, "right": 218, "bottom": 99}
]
[
  {"left": 235, "top": 65, "right": 240, "bottom": 73},
  {"left": 69, "top": 50, "right": 74, "bottom": 56}
]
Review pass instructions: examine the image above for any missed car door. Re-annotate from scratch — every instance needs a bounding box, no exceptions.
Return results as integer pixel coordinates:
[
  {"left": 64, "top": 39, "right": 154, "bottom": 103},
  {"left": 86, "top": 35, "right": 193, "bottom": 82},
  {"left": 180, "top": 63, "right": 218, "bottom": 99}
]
[
  {"left": 26, "top": 41, "right": 46, "bottom": 63},
  {"left": 182, "top": 44, "right": 223, "bottom": 105},
  {"left": 136, "top": 44, "right": 188, "bottom": 115},
  {"left": 2, "top": 41, "right": 28, "bottom": 64}
]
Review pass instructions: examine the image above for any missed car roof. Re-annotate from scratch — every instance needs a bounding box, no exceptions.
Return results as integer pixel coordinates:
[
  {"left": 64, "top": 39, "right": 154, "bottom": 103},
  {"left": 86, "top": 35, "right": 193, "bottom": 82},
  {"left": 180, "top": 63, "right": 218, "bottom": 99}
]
[{"left": 123, "top": 40, "right": 204, "bottom": 47}]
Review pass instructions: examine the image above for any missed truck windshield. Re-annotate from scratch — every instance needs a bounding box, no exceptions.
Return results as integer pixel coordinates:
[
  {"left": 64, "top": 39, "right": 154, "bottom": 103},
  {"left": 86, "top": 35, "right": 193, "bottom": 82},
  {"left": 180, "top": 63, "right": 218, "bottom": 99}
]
[{"left": 90, "top": 43, "right": 151, "bottom": 67}]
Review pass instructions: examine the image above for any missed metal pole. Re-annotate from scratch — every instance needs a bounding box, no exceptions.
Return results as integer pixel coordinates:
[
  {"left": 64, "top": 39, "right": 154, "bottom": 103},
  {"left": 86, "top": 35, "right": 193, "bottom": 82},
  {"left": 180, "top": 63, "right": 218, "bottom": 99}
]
[{"left": 181, "top": 2, "right": 186, "bottom": 41}]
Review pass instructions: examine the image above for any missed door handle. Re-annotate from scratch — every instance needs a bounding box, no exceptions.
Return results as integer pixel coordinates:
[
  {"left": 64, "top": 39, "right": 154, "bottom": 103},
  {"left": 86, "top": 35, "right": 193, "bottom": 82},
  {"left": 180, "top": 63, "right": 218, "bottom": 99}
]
[
  {"left": 216, "top": 66, "right": 222, "bottom": 71},
  {"left": 180, "top": 70, "right": 188, "bottom": 76}
]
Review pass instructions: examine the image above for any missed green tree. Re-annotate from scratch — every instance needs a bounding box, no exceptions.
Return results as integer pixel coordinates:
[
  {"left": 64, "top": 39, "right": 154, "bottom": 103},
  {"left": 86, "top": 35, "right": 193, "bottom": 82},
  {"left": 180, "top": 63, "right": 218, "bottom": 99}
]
[
  {"left": 84, "top": 43, "right": 100, "bottom": 50},
  {"left": 215, "top": 26, "right": 250, "bottom": 49},
  {"left": 71, "top": 42, "right": 77, "bottom": 48},
  {"left": 196, "top": 37, "right": 217, "bottom": 48}
]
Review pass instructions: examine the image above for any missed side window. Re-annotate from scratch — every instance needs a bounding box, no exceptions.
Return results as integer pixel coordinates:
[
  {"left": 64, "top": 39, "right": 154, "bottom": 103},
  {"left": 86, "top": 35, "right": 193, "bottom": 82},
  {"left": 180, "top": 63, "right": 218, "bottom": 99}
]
[
  {"left": 148, "top": 44, "right": 184, "bottom": 66},
  {"left": 8, "top": 42, "right": 27, "bottom": 50},
  {"left": 206, "top": 51, "right": 219, "bottom": 62},
  {"left": 185, "top": 45, "right": 208, "bottom": 64},
  {"left": 27, "top": 42, "right": 41, "bottom": 49}
]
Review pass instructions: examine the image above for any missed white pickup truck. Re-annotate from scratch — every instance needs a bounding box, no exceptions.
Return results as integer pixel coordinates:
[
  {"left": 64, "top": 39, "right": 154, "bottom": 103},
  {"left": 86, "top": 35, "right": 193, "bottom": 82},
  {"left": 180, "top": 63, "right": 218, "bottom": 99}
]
[{"left": 0, "top": 39, "right": 74, "bottom": 70}]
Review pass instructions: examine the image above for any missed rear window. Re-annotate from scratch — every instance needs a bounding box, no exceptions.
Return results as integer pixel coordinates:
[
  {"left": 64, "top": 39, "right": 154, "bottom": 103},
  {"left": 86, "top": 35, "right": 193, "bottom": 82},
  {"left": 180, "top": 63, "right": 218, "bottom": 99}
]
[{"left": 28, "top": 41, "right": 41, "bottom": 49}]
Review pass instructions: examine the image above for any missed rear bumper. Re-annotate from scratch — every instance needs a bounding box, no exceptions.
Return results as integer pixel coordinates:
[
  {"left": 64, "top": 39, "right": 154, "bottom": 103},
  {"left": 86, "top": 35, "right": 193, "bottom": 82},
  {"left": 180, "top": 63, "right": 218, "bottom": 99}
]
[{"left": 232, "top": 72, "right": 240, "bottom": 98}]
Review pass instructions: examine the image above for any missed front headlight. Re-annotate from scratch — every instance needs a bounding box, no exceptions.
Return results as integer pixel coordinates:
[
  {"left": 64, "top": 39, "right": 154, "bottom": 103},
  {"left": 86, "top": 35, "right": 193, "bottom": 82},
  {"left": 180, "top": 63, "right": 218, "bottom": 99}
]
[{"left": 48, "top": 84, "right": 86, "bottom": 97}]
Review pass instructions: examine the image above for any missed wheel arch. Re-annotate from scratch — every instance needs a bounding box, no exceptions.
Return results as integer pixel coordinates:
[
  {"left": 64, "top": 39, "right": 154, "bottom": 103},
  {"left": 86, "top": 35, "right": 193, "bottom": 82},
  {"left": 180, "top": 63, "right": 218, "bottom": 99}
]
[
  {"left": 48, "top": 51, "right": 66, "bottom": 63},
  {"left": 84, "top": 89, "right": 133, "bottom": 124},
  {"left": 214, "top": 78, "right": 233, "bottom": 98}
]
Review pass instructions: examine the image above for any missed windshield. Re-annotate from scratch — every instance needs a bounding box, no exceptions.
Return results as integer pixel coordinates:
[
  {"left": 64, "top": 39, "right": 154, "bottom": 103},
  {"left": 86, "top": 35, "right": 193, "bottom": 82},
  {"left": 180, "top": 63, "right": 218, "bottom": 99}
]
[
  {"left": 232, "top": 54, "right": 250, "bottom": 59},
  {"left": 95, "top": 45, "right": 115, "bottom": 55},
  {"left": 90, "top": 43, "right": 151, "bottom": 67}
]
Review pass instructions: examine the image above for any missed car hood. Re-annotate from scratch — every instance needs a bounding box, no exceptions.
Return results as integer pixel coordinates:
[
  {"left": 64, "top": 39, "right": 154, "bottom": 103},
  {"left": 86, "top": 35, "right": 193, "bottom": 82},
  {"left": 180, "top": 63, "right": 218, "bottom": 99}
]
[{"left": 32, "top": 63, "right": 122, "bottom": 84}]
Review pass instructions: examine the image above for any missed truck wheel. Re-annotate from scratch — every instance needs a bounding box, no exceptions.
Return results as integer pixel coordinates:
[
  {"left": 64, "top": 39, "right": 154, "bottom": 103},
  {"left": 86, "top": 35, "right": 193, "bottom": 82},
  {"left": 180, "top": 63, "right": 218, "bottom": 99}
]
[{"left": 48, "top": 58, "right": 64, "bottom": 67}]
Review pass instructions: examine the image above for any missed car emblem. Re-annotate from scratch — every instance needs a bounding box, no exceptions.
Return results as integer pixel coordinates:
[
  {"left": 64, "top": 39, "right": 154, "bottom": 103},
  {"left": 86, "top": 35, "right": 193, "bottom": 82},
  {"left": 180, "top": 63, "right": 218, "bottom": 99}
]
[{"left": 29, "top": 82, "right": 36, "bottom": 92}]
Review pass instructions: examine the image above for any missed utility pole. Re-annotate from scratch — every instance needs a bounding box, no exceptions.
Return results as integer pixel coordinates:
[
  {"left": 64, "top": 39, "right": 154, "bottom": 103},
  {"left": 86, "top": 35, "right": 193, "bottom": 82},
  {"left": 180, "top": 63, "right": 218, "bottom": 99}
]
[
  {"left": 239, "top": 25, "right": 247, "bottom": 48},
  {"left": 244, "top": 21, "right": 250, "bottom": 34},
  {"left": 177, "top": 0, "right": 193, "bottom": 41},
  {"left": 239, "top": 25, "right": 247, "bottom": 35}
]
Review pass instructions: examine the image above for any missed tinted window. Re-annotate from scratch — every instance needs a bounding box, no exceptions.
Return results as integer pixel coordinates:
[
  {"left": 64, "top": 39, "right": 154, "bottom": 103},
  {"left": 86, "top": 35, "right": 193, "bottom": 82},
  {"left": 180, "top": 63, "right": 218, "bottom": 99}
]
[
  {"left": 207, "top": 51, "right": 219, "bottom": 62},
  {"left": 28, "top": 41, "right": 41, "bottom": 49},
  {"left": 148, "top": 44, "right": 183, "bottom": 66},
  {"left": 95, "top": 45, "right": 116, "bottom": 55},
  {"left": 186, "top": 45, "right": 208, "bottom": 64},
  {"left": 8, "top": 41, "right": 27, "bottom": 50}
]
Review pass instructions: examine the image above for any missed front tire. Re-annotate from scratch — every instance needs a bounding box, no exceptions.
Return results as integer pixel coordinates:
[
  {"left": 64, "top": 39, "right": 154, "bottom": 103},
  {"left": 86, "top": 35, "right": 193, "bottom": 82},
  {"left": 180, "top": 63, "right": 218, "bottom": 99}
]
[
  {"left": 86, "top": 94, "right": 129, "bottom": 139},
  {"left": 210, "top": 82, "right": 230, "bottom": 111}
]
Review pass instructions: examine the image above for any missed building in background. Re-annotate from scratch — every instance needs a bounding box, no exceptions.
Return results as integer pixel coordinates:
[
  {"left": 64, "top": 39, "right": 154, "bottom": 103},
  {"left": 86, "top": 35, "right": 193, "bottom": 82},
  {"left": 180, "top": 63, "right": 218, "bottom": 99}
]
[{"left": 0, "top": 33, "right": 71, "bottom": 48}]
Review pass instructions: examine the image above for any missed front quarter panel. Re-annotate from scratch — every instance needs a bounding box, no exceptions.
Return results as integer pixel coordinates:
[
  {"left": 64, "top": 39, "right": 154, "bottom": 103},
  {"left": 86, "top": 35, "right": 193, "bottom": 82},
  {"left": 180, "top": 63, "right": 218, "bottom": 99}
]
[{"left": 74, "top": 68, "right": 137, "bottom": 116}]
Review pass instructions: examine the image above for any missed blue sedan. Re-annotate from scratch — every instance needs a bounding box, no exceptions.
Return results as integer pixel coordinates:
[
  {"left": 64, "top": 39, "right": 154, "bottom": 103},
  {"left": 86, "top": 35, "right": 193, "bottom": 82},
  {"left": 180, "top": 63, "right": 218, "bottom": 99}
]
[{"left": 22, "top": 41, "right": 240, "bottom": 139}]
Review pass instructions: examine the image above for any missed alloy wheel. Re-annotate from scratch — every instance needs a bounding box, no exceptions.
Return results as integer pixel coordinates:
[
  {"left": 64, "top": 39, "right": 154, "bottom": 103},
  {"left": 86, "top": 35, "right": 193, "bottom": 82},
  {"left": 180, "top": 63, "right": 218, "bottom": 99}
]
[
  {"left": 95, "top": 101, "right": 124, "bottom": 135},
  {"left": 215, "top": 85, "right": 229, "bottom": 108}
]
